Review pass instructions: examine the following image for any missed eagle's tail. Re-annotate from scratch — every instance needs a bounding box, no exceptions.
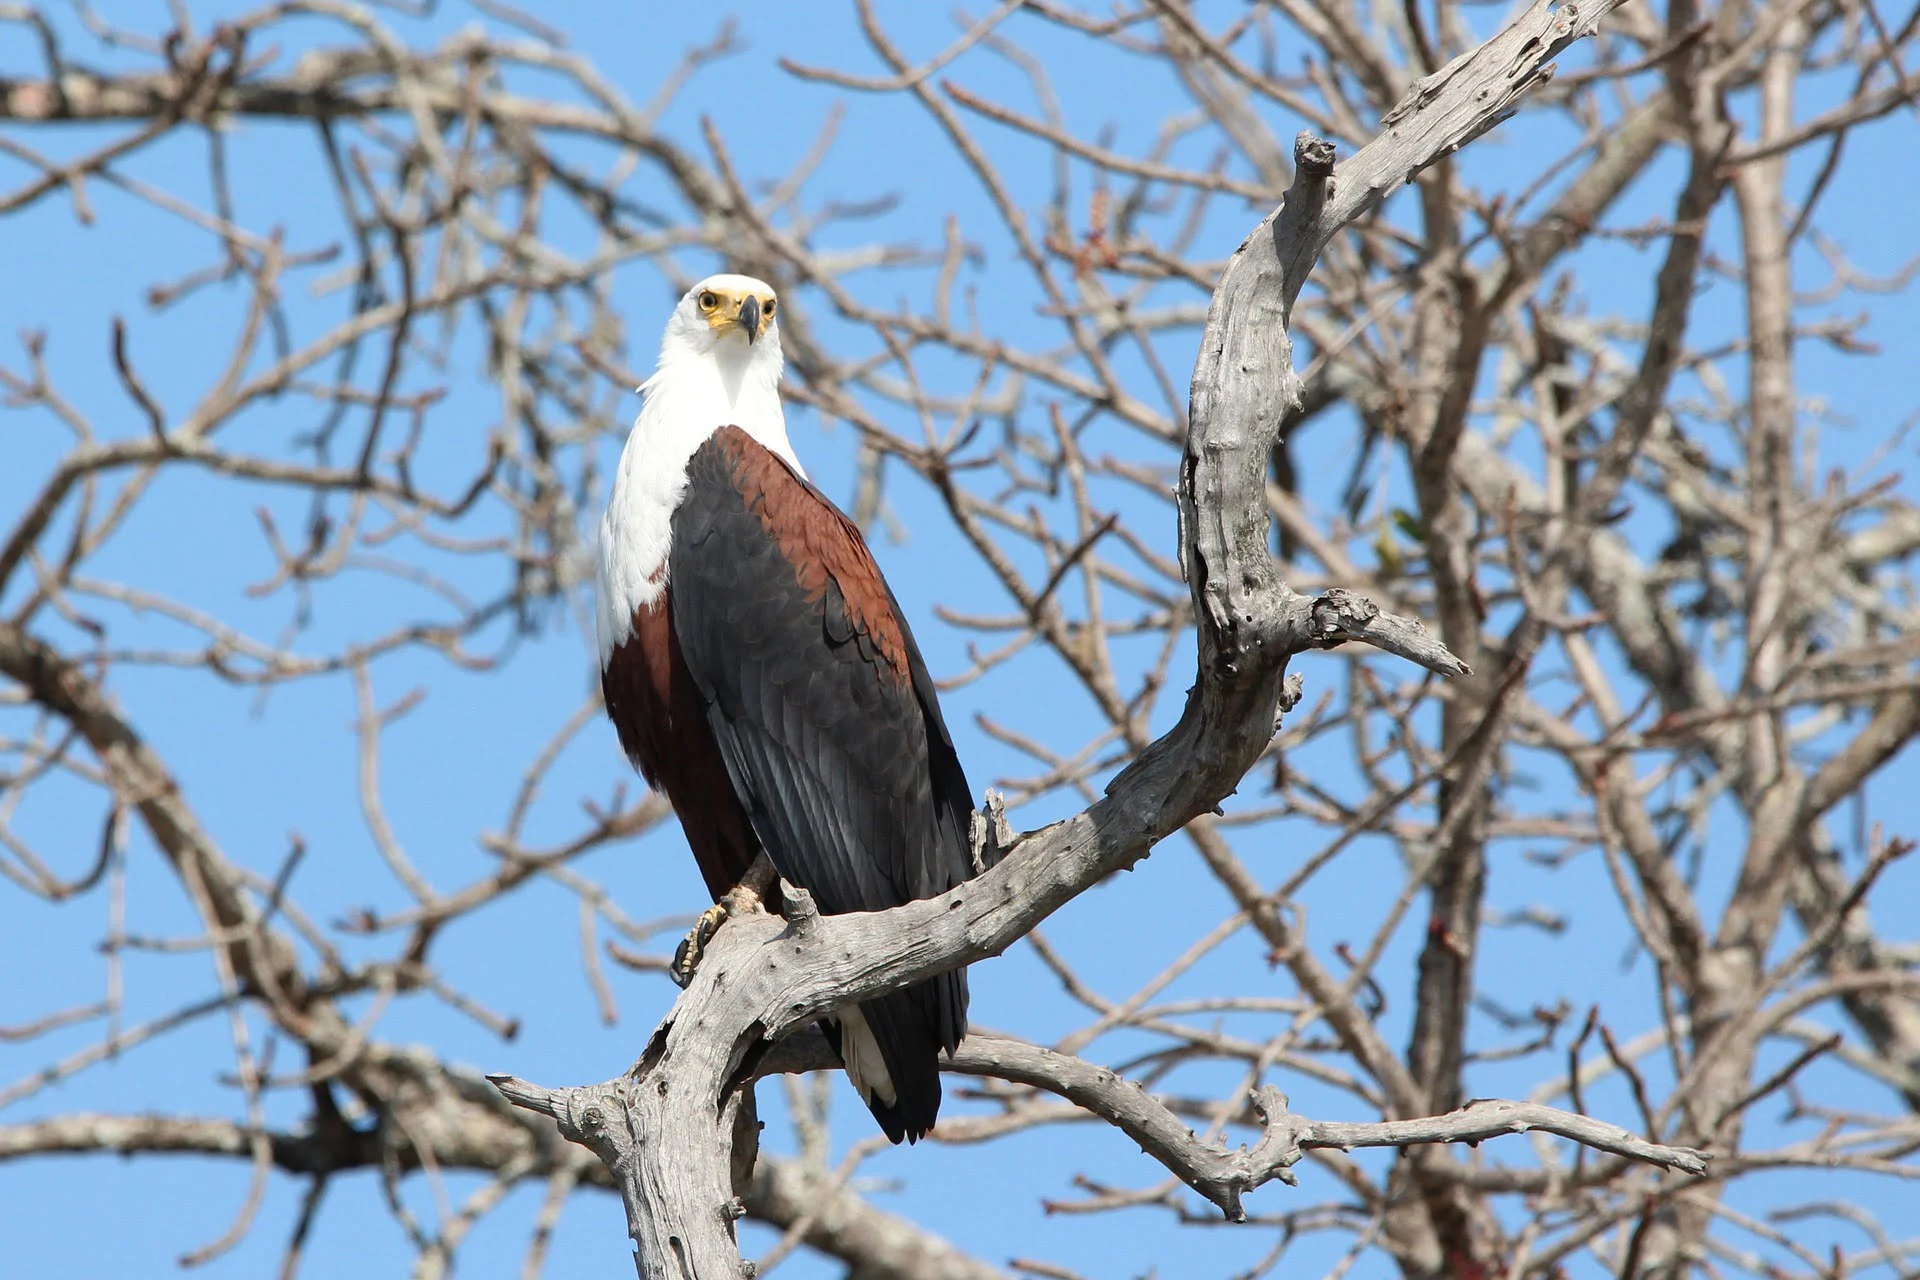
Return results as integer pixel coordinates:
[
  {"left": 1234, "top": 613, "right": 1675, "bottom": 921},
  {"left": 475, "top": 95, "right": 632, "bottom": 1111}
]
[{"left": 823, "top": 967, "right": 967, "bottom": 1144}]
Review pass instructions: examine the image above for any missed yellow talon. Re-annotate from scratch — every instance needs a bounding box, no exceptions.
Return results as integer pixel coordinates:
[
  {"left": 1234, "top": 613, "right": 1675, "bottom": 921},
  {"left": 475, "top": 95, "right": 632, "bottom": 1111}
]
[{"left": 670, "top": 902, "right": 729, "bottom": 988}]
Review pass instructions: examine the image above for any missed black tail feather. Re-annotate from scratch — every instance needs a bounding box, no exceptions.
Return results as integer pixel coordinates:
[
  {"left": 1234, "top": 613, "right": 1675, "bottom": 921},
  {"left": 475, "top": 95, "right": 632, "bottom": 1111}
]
[{"left": 821, "top": 968, "right": 967, "bottom": 1143}]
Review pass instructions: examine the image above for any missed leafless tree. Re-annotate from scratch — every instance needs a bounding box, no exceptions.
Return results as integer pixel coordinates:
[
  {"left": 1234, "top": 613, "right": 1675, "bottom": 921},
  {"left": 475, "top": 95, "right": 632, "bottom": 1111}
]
[{"left": 2, "top": 2, "right": 1916, "bottom": 1278}]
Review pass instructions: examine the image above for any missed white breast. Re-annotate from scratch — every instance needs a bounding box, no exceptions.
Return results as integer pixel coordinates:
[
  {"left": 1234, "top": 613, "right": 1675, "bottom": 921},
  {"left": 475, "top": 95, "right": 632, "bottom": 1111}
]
[{"left": 594, "top": 342, "right": 803, "bottom": 668}]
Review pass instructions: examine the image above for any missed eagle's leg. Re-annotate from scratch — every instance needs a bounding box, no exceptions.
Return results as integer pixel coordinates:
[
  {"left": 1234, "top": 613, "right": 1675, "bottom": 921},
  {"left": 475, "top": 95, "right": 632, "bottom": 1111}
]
[{"left": 671, "top": 853, "right": 778, "bottom": 988}]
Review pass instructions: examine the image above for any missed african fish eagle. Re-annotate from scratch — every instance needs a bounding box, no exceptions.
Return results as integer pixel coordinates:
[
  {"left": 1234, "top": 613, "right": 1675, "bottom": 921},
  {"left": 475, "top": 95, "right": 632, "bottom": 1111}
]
[{"left": 595, "top": 273, "right": 979, "bottom": 1144}]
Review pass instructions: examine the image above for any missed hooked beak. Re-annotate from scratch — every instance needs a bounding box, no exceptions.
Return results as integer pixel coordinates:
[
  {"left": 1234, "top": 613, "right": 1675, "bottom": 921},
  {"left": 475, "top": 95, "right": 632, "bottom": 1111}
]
[{"left": 738, "top": 294, "right": 762, "bottom": 344}]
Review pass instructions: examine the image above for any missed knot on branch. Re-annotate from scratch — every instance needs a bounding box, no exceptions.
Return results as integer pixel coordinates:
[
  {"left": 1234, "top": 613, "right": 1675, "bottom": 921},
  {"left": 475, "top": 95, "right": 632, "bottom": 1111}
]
[
  {"left": 1308, "top": 587, "right": 1380, "bottom": 647},
  {"left": 1286, "top": 588, "right": 1471, "bottom": 677},
  {"left": 1195, "top": 1084, "right": 1310, "bottom": 1221}
]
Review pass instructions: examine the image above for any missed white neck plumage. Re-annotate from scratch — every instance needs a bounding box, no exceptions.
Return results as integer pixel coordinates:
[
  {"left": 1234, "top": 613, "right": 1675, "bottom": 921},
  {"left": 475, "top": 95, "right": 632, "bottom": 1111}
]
[
  {"left": 594, "top": 329, "right": 802, "bottom": 667},
  {"left": 644, "top": 335, "right": 792, "bottom": 453}
]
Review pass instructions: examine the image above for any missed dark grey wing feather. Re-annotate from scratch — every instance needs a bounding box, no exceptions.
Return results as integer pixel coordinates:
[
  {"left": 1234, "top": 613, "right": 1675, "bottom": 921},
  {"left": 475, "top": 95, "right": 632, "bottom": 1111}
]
[{"left": 668, "top": 430, "right": 977, "bottom": 1141}]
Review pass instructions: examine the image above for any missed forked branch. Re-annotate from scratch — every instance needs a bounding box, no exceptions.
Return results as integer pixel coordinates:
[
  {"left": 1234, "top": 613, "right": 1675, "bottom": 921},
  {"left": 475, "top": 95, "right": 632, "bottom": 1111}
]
[{"left": 493, "top": 2, "right": 1634, "bottom": 1274}]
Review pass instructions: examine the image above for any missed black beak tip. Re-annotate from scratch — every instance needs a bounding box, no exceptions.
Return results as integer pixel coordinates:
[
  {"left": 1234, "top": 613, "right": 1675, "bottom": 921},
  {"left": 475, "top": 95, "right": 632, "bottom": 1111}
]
[{"left": 739, "top": 295, "right": 762, "bottom": 343}]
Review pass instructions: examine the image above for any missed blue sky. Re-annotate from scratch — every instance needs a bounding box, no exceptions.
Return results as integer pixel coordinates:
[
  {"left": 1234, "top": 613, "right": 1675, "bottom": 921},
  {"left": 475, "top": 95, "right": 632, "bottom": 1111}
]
[{"left": 3, "top": 2, "right": 1917, "bottom": 1278}]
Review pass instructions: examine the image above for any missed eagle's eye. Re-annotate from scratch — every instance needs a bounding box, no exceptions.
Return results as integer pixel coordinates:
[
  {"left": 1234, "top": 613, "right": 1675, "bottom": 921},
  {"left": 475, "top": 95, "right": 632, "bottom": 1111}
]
[
  {"left": 763, "top": 298, "right": 777, "bottom": 318},
  {"left": 698, "top": 291, "right": 719, "bottom": 311}
]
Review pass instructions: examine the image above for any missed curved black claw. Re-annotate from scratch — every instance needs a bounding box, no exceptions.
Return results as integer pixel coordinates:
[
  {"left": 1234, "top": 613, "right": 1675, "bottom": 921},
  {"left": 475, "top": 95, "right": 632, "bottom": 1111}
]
[{"left": 670, "top": 902, "right": 729, "bottom": 989}]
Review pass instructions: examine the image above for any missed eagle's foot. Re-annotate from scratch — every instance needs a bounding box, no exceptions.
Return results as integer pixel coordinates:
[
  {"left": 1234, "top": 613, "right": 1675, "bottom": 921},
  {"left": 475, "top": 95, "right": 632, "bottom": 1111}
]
[
  {"left": 670, "top": 902, "right": 729, "bottom": 989},
  {"left": 670, "top": 855, "right": 778, "bottom": 988}
]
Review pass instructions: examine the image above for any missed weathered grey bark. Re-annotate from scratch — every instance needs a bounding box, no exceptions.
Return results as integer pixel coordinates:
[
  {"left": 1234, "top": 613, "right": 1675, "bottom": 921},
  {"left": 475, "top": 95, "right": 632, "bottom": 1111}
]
[{"left": 489, "top": 2, "right": 1637, "bottom": 1275}]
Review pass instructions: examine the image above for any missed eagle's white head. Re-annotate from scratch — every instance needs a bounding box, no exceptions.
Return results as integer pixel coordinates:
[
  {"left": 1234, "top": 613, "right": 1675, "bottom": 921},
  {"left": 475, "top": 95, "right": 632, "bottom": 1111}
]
[
  {"left": 635, "top": 272, "right": 792, "bottom": 472},
  {"left": 596, "top": 273, "right": 801, "bottom": 665},
  {"left": 660, "top": 273, "right": 781, "bottom": 354},
  {"left": 640, "top": 269, "right": 796, "bottom": 482}
]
